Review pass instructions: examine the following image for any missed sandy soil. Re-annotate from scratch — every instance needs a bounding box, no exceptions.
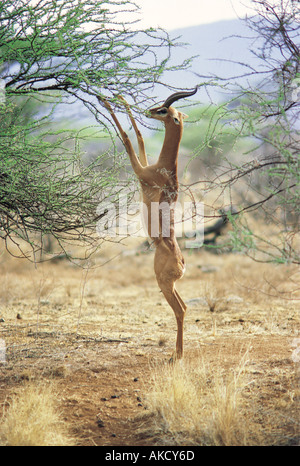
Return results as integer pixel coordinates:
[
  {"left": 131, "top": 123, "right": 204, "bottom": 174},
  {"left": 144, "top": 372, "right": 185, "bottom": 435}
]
[{"left": 0, "top": 237, "right": 299, "bottom": 446}]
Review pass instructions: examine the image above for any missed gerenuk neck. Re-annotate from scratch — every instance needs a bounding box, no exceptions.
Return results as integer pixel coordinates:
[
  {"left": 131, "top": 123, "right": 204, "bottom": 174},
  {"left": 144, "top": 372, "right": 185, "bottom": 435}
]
[{"left": 157, "top": 119, "right": 183, "bottom": 172}]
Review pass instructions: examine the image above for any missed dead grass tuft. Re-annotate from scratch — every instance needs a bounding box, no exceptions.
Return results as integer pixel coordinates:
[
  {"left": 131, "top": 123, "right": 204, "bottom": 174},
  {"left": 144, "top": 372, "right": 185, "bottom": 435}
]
[
  {"left": 143, "top": 350, "right": 251, "bottom": 446},
  {"left": 0, "top": 381, "right": 74, "bottom": 446}
]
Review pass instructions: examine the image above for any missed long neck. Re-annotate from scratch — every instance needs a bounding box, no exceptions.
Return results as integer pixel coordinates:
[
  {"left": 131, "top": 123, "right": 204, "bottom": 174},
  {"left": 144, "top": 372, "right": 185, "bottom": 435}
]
[{"left": 157, "top": 119, "right": 183, "bottom": 171}]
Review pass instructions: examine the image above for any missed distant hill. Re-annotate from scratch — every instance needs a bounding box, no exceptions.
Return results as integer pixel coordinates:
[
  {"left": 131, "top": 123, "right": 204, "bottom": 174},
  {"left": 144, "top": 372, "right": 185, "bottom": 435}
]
[
  {"left": 162, "top": 18, "right": 261, "bottom": 103},
  {"left": 56, "top": 18, "right": 261, "bottom": 124}
]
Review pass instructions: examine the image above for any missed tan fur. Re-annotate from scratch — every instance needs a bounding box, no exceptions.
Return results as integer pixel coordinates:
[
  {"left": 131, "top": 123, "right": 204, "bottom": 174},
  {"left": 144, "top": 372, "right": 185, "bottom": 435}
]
[{"left": 101, "top": 96, "right": 188, "bottom": 359}]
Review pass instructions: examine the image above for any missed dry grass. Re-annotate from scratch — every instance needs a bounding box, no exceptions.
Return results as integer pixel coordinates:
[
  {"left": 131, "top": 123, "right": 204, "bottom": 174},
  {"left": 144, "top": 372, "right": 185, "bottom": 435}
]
[
  {"left": 0, "top": 381, "right": 73, "bottom": 446},
  {"left": 0, "top": 238, "right": 299, "bottom": 446},
  {"left": 143, "top": 349, "right": 251, "bottom": 446}
]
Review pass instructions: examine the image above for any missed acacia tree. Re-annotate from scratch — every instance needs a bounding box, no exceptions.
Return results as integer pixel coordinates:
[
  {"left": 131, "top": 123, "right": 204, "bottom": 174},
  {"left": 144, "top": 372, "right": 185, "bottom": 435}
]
[
  {"left": 0, "top": 0, "right": 191, "bottom": 260},
  {"left": 195, "top": 0, "right": 299, "bottom": 265}
]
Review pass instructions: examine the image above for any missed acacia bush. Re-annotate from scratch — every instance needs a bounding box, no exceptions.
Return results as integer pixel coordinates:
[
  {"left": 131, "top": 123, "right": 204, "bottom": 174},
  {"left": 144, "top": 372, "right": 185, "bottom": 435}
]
[
  {"left": 194, "top": 0, "right": 299, "bottom": 264},
  {"left": 0, "top": 0, "right": 191, "bottom": 260}
]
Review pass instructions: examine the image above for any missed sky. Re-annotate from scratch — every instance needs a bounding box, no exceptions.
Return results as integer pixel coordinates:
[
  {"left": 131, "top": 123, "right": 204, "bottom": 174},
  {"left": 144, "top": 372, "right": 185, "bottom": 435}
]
[{"left": 133, "top": 0, "right": 254, "bottom": 30}]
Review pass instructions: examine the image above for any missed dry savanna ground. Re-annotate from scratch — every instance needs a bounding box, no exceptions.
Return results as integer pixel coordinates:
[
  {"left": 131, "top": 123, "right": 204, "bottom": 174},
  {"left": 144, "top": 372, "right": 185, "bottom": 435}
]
[{"left": 0, "top": 233, "right": 299, "bottom": 446}]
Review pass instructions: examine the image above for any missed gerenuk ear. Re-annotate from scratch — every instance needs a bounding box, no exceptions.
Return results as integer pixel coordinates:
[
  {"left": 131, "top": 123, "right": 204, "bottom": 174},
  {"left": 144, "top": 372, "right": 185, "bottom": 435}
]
[{"left": 181, "top": 113, "right": 188, "bottom": 120}]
